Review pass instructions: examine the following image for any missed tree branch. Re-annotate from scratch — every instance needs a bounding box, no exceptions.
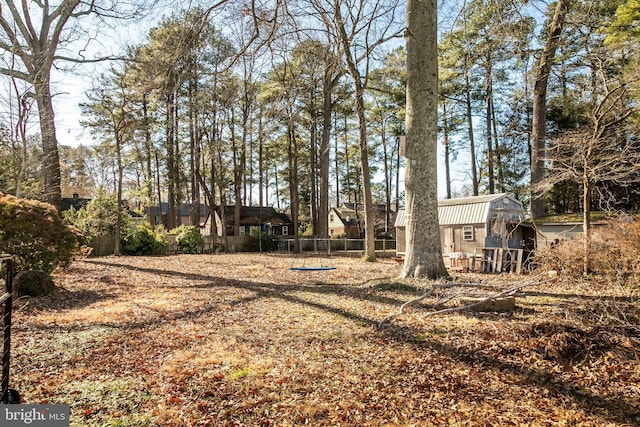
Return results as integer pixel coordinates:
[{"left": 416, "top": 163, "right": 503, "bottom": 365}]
[
  {"left": 378, "top": 277, "right": 559, "bottom": 327},
  {"left": 0, "top": 67, "right": 31, "bottom": 82}
]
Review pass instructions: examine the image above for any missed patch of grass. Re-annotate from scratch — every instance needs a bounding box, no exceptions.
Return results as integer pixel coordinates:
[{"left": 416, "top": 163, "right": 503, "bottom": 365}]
[
  {"left": 228, "top": 367, "right": 253, "bottom": 381},
  {"left": 58, "top": 379, "right": 157, "bottom": 427}
]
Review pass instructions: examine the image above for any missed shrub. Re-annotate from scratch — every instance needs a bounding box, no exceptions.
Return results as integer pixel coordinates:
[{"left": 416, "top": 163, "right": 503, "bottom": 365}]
[
  {"left": 14, "top": 270, "right": 56, "bottom": 297},
  {"left": 534, "top": 214, "right": 640, "bottom": 279},
  {"left": 244, "top": 231, "right": 280, "bottom": 252},
  {"left": 121, "top": 225, "right": 166, "bottom": 256},
  {"left": 172, "top": 225, "right": 203, "bottom": 254},
  {"left": 0, "top": 193, "right": 78, "bottom": 276},
  {"left": 63, "top": 187, "right": 128, "bottom": 238}
]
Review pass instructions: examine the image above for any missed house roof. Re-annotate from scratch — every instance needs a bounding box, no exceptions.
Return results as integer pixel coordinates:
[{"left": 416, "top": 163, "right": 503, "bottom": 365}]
[
  {"left": 146, "top": 203, "right": 211, "bottom": 217},
  {"left": 396, "top": 193, "right": 525, "bottom": 227},
  {"left": 213, "top": 205, "right": 291, "bottom": 225},
  {"left": 60, "top": 196, "right": 91, "bottom": 212},
  {"left": 331, "top": 207, "right": 358, "bottom": 226}
]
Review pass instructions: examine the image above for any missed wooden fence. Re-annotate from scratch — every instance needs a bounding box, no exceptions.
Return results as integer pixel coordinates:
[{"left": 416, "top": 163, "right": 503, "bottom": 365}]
[{"left": 89, "top": 235, "right": 116, "bottom": 256}]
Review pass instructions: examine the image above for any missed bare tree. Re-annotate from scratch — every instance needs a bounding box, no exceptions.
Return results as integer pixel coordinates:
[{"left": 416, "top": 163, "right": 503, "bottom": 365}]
[
  {"left": 400, "top": 0, "right": 448, "bottom": 278},
  {"left": 537, "top": 82, "right": 640, "bottom": 275}
]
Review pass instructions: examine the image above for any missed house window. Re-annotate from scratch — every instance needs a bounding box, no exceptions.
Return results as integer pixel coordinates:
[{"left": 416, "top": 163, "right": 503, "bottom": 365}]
[
  {"left": 462, "top": 226, "right": 474, "bottom": 241},
  {"left": 282, "top": 225, "right": 289, "bottom": 236},
  {"left": 330, "top": 214, "right": 334, "bottom": 222}
]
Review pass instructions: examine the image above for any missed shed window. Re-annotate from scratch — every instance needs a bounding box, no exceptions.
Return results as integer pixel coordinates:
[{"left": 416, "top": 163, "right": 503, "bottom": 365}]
[
  {"left": 462, "top": 226, "right": 474, "bottom": 241},
  {"left": 282, "top": 225, "right": 289, "bottom": 236}
]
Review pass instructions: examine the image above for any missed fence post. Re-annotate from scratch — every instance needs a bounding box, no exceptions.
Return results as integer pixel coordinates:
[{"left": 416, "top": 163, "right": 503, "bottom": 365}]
[{"left": 1, "top": 255, "right": 14, "bottom": 402}]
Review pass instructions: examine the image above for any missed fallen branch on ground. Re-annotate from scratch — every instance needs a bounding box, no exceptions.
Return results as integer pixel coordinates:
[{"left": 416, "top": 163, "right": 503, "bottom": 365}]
[{"left": 377, "top": 276, "right": 559, "bottom": 328}]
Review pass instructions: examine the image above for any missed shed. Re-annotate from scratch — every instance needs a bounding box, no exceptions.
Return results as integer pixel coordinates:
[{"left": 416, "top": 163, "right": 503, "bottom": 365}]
[{"left": 395, "top": 194, "right": 534, "bottom": 267}]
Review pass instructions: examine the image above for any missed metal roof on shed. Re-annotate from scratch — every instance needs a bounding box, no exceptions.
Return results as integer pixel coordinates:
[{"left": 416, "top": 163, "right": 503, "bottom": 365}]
[{"left": 395, "top": 193, "right": 523, "bottom": 227}]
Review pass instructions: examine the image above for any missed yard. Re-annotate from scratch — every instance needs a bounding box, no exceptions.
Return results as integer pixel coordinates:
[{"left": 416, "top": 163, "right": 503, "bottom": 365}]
[{"left": 9, "top": 254, "right": 640, "bottom": 426}]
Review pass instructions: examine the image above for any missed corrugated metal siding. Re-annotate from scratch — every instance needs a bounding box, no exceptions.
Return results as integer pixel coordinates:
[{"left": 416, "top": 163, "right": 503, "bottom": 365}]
[
  {"left": 396, "top": 203, "right": 491, "bottom": 226},
  {"left": 438, "top": 202, "right": 490, "bottom": 225}
]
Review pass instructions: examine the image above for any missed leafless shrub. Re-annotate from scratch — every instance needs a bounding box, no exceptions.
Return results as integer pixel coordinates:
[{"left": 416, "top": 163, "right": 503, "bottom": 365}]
[{"left": 535, "top": 215, "right": 640, "bottom": 281}]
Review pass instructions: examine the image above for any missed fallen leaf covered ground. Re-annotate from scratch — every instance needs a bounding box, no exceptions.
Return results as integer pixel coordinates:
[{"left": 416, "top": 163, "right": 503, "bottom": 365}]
[{"left": 8, "top": 254, "right": 640, "bottom": 426}]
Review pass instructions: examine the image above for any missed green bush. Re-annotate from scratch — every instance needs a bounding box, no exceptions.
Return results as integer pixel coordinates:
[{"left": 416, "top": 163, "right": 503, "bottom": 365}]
[
  {"left": 0, "top": 193, "right": 79, "bottom": 276},
  {"left": 172, "top": 225, "right": 203, "bottom": 254},
  {"left": 121, "top": 225, "right": 166, "bottom": 255},
  {"left": 63, "top": 187, "right": 128, "bottom": 238}
]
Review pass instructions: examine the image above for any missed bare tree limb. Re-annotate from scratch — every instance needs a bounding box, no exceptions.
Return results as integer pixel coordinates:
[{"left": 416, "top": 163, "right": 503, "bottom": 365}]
[{"left": 378, "top": 277, "right": 559, "bottom": 328}]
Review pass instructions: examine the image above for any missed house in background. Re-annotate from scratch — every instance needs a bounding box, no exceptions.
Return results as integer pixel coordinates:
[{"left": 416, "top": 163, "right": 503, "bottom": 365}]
[
  {"left": 146, "top": 203, "right": 211, "bottom": 228},
  {"left": 328, "top": 206, "right": 361, "bottom": 237},
  {"left": 60, "top": 193, "right": 91, "bottom": 212},
  {"left": 395, "top": 193, "right": 534, "bottom": 268},
  {"left": 201, "top": 206, "right": 291, "bottom": 237},
  {"left": 330, "top": 203, "right": 396, "bottom": 237}
]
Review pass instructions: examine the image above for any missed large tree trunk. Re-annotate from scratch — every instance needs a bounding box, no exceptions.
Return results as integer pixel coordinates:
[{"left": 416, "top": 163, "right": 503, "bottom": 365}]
[
  {"left": 310, "top": 98, "right": 319, "bottom": 234},
  {"left": 165, "top": 92, "right": 177, "bottom": 231},
  {"left": 464, "top": 60, "right": 478, "bottom": 196},
  {"left": 142, "top": 93, "right": 155, "bottom": 228},
  {"left": 400, "top": 0, "right": 448, "bottom": 279},
  {"left": 442, "top": 100, "right": 452, "bottom": 199},
  {"left": 34, "top": 78, "right": 62, "bottom": 209},
  {"left": 189, "top": 75, "right": 201, "bottom": 227},
  {"left": 531, "top": 0, "right": 570, "bottom": 219},
  {"left": 318, "top": 69, "right": 334, "bottom": 238},
  {"left": 381, "top": 122, "right": 392, "bottom": 233},
  {"left": 115, "top": 131, "right": 123, "bottom": 256},
  {"left": 485, "top": 59, "right": 495, "bottom": 194},
  {"left": 287, "top": 116, "right": 300, "bottom": 251},
  {"left": 230, "top": 109, "right": 242, "bottom": 252},
  {"left": 258, "top": 115, "right": 265, "bottom": 208},
  {"left": 582, "top": 173, "right": 591, "bottom": 276},
  {"left": 353, "top": 84, "right": 377, "bottom": 260}
]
